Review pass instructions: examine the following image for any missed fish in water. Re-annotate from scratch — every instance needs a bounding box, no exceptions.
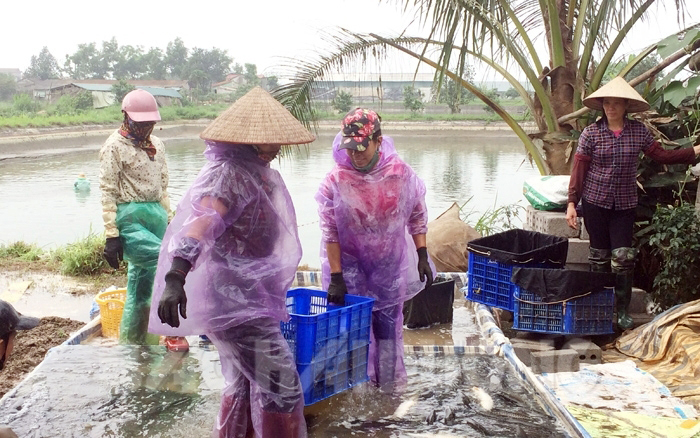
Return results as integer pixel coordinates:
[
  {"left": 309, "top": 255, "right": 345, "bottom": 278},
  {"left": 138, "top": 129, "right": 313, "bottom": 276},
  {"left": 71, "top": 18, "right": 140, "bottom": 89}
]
[
  {"left": 514, "top": 425, "right": 530, "bottom": 438},
  {"left": 443, "top": 406, "right": 456, "bottom": 425},
  {"left": 419, "top": 389, "right": 434, "bottom": 400},
  {"left": 460, "top": 391, "right": 473, "bottom": 411},
  {"left": 425, "top": 409, "right": 437, "bottom": 425},
  {"left": 495, "top": 390, "right": 526, "bottom": 406},
  {"left": 472, "top": 386, "right": 494, "bottom": 411},
  {"left": 465, "top": 419, "right": 493, "bottom": 436},
  {"left": 392, "top": 397, "right": 418, "bottom": 418},
  {"left": 408, "top": 434, "right": 471, "bottom": 438}
]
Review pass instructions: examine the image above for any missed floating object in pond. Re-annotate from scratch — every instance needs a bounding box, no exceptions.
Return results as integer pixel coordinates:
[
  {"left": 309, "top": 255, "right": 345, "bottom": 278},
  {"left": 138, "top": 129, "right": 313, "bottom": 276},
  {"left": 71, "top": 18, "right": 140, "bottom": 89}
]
[
  {"left": 472, "top": 386, "right": 494, "bottom": 411},
  {"left": 392, "top": 397, "right": 418, "bottom": 418},
  {"left": 425, "top": 409, "right": 437, "bottom": 425},
  {"left": 74, "top": 174, "right": 91, "bottom": 192}
]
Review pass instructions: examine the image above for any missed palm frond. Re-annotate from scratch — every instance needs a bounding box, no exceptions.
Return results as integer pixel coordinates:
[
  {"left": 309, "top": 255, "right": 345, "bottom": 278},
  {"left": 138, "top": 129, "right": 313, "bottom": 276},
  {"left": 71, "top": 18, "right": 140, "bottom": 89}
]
[{"left": 590, "top": 0, "right": 657, "bottom": 90}]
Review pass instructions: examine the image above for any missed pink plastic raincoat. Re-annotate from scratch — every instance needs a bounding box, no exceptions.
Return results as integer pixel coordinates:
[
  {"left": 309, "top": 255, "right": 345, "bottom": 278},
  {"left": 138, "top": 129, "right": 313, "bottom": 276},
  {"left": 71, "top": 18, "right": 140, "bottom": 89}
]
[
  {"left": 316, "top": 133, "right": 429, "bottom": 391},
  {"left": 149, "top": 141, "right": 305, "bottom": 438}
]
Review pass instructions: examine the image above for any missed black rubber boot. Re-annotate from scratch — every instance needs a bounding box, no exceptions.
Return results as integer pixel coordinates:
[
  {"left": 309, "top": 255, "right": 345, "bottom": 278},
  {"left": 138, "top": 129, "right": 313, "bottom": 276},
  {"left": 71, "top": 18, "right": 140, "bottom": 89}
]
[
  {"left": 611, "top": 247, "right": 637, "bottom": 331},
  {"left": 588, "top": 247, "right": 611, "bottom": 273},
  {"left": 614, "top": 269, "right": 634, "bottom": 330}
]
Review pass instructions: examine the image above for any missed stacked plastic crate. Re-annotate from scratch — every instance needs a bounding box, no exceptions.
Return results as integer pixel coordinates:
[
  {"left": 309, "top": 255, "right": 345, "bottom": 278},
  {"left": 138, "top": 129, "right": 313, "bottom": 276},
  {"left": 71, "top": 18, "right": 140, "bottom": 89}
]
[{"left": 465, "top": 229, "right": 615, "bottom": 335}]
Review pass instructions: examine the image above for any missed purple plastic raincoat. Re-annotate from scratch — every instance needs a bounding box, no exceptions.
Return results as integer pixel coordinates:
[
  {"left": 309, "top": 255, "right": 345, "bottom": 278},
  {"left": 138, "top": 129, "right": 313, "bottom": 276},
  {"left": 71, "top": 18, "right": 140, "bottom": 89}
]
[
  {"left": 149, "top": 141, "right": 302, "bottom": 336},
  {"left": 316, "top": 133, "right": 429, "bottom": 391},
  {"left": 149, "top": 141, "right": 306, "bottom": 437}
]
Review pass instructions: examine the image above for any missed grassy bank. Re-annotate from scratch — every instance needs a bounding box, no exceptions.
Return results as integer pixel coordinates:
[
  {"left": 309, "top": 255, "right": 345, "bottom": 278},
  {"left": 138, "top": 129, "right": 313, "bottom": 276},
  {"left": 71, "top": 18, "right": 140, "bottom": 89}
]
[
  {"left": 0, "top": 99, "right": 531, "bottom": 129},
  {"left": 0, "top": 104, "right": 230, "bottom": 129},
  {"left": 0, "top": 237, "right": 126, "bottom": 291}
]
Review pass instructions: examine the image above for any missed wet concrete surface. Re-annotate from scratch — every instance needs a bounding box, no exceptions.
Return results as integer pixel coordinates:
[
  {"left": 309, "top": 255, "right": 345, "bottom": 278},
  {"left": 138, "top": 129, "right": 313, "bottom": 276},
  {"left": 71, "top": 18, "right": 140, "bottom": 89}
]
[{"left": 0, "top": 344, "right": 568, "bottom": 437}]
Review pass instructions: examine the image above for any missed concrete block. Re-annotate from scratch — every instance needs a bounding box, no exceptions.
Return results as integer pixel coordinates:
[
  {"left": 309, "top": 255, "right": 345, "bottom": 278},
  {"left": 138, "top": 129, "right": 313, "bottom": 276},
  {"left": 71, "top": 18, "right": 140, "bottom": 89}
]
[
  {"left": 526, "top": 205, "right": 537, "bottom": 228},
  {"left": 511, "top": 337, "right": 557, "bottom": 349},
  {"left": 510, "top": 338, "right": 556, "bottom": 366},
  {"left": 629, "top": 287, "right": 648, "bottom": 314},
  {"left": 562, "top": 338, "right": 602, "bottom": 364},
  {"left": 526, "top": 206, "right": 580, "bottom": 238},
  {"left": 531, "top": 349, "right": 580, "bottom": 374},
  {"left": 514, "top": 331, "right": 565, "bottom": 347},
  {"left": 566, "top": 238, "right": 590, "bottom": 265}
]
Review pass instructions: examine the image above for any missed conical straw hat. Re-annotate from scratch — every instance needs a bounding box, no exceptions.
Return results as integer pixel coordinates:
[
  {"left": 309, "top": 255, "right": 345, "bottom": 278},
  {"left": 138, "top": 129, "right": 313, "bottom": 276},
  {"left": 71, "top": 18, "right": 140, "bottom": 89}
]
[
  {"left": 200, "top": 87, "right": 316, "bottom": 145},
  {"left": 582, "top": 76, "right": 650, "bottom": 113}
]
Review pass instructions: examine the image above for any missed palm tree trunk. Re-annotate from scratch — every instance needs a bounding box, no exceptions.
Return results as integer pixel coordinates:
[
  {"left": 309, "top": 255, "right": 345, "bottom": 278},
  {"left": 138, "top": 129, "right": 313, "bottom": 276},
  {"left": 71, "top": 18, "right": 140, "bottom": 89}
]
[{"left": 531, "top": 0, "right": 579, "bottom": 174}]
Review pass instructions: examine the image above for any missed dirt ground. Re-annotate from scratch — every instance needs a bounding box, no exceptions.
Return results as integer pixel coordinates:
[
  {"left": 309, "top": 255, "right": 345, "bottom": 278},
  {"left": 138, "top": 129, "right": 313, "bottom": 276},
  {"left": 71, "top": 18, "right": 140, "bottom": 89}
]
[
  {"left": 0, "top": 316, "right": 85, "bottom": 398},
  {"left": 0, "top": 263, "right": 126, "bottom": 399}
]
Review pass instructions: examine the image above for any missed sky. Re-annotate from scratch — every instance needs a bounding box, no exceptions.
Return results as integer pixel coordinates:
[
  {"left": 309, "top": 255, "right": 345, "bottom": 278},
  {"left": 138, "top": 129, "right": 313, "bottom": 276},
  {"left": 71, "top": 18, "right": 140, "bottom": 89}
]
[{"left": 2, "top": 0, "right": 699, "bottom": 82}]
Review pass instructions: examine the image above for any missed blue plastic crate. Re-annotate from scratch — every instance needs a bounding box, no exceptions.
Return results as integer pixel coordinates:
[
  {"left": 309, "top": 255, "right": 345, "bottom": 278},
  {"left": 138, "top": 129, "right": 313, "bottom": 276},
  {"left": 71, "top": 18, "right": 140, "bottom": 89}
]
[
  {"left": 513, "top": 286, "right": 615, "bottom": 335},
  {"left": 466, "top": 252, "right": 558, "bottom": 311},
  {"left": 280, "top": 288, "right": 373, "bottom": 405}
]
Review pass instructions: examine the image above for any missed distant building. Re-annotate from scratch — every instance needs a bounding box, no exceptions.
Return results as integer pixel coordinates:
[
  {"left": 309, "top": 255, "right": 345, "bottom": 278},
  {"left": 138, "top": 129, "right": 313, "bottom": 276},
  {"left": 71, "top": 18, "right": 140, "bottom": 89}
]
[
  {"left": 212, "top": 74, "right": 245, "bottom": 94},
  {"left": 0, "top": 68, "right": 22, "bottom": 81},
  {"left": 212, "top": 73, "right": 273, "bottom": 94},
  {"left": 16, "top": 78, "right": 73, "bottom": 100},
  {"left": 315, "top": 73, "right": 532, "bottom": 103},
  {"left": 319, "top": 73, "right": 435, "bottom": 103},
  {"left": 16, "top": 79, "right": 186, "bottom": 108}
]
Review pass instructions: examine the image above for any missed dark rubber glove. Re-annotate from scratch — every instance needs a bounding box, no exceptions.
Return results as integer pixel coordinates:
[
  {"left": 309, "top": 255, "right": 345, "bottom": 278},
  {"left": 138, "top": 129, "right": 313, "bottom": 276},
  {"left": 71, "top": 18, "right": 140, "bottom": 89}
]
[
  {"left": 158, "top": 257, "right": 192, "bottom": 328},
  {"left": 103, "top": 237, "right": 123, "bottom": 270},
  {"left": 417, "top": 247, "right": 433, "bottom": 289},
  {"left": 327, "top": 272, "right": 347, "bottom": 306}
]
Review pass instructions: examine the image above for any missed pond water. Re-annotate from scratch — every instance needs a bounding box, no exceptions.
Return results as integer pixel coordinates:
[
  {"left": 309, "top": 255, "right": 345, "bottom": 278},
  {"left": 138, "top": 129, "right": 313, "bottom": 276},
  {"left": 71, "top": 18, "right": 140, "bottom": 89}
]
[
  {"left": 0, "top": 345, "right": 567, "bottom": 437},
  {"left": 0, "top": 129, "right": 540, "bottom": 267}
]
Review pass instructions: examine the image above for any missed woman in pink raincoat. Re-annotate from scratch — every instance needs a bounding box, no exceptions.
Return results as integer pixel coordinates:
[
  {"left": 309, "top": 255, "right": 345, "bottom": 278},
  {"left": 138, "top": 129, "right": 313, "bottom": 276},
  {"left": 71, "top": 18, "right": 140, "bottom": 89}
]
[
  {"left": 150, "top": 87, "right": 315, "bottom": 438},
  {"left": 316, "top": 108, "right": 433, "bottom": 393}
]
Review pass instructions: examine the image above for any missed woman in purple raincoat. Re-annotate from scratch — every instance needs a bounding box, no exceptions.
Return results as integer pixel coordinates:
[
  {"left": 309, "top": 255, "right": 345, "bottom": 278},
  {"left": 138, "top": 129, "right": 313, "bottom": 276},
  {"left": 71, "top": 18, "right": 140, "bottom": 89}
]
[
  {"left": 149, "top": 87, "right": 315, "bottom": 438},
  {"left": 317, "top": 108, "right": 434, "bottom": 393}
]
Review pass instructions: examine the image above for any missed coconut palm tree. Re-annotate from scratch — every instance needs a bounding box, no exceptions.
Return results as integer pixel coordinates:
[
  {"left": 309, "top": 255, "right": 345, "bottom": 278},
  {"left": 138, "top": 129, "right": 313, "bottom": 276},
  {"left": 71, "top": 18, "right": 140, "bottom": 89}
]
[{"left": 273, "top": 0, "right": 700, "bottom": 175}]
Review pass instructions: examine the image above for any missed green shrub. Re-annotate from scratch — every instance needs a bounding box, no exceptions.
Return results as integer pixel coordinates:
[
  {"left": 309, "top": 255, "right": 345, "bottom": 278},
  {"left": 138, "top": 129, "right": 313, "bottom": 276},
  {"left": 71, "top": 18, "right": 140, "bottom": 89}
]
[
  {"left": 50, "top": 92, "right": 94, "bottom": 115},
  {"left": 403, "top": 86, "right": 425, "bottom": 115},
  {"left": 13, "top": 93, "right": 39, "bottom": 112},
  {"left": 52, "top": 95, "right": 77, "bottom": 115},
  {"left": 52, "top": 232, "right": 112, "bottom": 276},
  {"left": 0, "top": 241, "right": 43, "bottom": 260},
  {"left": 646, "top": 202, "right": 700, "bottom": 311},
  {"left": 459, "top": 199, "right": 524, "bottom": 236},
  {"left": 331, "top": 91, "right": 353, "bottom": 114},
  {"left": 112, "top": 79, "right": 136, "bottom": 104},
  {"left": 73, "top": 90, "right": 94, "bottom": 111}
]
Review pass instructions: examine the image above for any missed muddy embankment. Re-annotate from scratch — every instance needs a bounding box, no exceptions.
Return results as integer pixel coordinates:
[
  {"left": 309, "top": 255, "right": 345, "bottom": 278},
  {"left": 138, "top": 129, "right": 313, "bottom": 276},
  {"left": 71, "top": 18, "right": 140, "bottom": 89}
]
[
  {"left": 0, "top": 122, "right": 209, "bottom": 161},
  {"left": 0, "top": 120, "right": 528, "bottom": 161}
]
